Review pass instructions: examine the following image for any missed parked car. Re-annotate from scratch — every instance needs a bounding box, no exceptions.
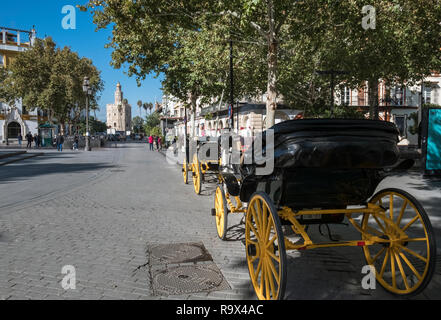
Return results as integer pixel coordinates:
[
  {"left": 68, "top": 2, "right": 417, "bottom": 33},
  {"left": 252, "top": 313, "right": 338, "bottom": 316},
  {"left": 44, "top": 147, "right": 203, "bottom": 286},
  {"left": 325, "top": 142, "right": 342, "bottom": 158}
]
[{"left": 95, "top": 132, "right": 107, "bottom": 139}]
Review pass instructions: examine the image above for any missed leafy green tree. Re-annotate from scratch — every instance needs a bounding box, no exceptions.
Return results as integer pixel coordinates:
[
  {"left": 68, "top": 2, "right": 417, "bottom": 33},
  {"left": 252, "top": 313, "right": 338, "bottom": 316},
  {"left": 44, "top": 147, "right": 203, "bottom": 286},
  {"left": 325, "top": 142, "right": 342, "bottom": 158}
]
[
  {"left": 294, "top": 0, "right": 441, "bottom": 119},
  {"left": 77, "top": 116, "right": 107, "bottom": 134},
  {"left": 82, "top": 0, "right": 441, "bottom": 124},
  {"left": 82, "top": 1, "right": 267, "bottom": 134},
  {"left": 0, "top": 67, "right": 15, "bottom": 105},
  {"left": 143, "top": 111, "right": 162, "bottom": 137},
  {"left": 0, "top": 37, "right": 103, "bottom": 132},
  {"left": 132, "top": 116, "right": 145, "bottom": 134},
  {"left": 144, "top": 112, "right": 160, "bottom": 129}
]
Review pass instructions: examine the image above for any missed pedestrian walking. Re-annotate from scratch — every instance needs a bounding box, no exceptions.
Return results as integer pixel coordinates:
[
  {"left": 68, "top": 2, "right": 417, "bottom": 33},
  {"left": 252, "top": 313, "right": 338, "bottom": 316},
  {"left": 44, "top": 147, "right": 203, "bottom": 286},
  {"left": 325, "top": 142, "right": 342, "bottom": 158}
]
[
  {"left": 26, "top": 132, "right": 33, "bottom": 148},
  {"left": 56, "top": 134, "right": 64, "bottom": 152},
  {"left": 157, "top": 136, "right": 162, "bottom": 151},
  {"left": 34, "top": 134, "right": 38, "bottom": 149},
  {"left": 154, "top": 135, "right": 158, "bottom": 150},
  {"left": 73, "top": 135, "right": 79, "bottom": 151},
  {"left": 148, "top": 135, "right": 154, "bottom": 151},
  {"left": 17, "top": 133, "right": 23, "bottom": 147}
]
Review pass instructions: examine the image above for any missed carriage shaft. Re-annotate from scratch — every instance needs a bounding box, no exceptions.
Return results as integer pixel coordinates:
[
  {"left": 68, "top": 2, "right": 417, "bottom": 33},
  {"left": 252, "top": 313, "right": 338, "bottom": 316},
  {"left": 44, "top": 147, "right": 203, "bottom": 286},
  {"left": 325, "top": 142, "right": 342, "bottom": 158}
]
[{"left": 278, "top": 204, "right": 395, "bottom": 251}]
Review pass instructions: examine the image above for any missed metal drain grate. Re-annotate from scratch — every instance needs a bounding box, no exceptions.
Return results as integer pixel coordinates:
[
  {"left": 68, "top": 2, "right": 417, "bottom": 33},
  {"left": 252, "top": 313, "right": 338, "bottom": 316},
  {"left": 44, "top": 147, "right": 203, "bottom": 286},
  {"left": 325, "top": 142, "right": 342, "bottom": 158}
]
[
  {"left": 152, "top": 263, "right": 230, "bottom": 295},
  {"left": 148, "top": 242, "right": 213, "bottom": 265}
]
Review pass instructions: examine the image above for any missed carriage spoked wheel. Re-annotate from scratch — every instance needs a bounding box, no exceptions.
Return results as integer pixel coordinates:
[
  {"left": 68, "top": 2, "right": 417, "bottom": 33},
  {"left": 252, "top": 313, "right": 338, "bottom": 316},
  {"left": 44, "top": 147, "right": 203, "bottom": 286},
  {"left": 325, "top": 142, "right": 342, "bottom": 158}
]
[
  {"left": 214, "top": 185, "right": 228, "bottom": 240},
  {"left": 362, "top": 188, "right": 436, "bottom": 296},
  {"left": 192, "top": 154, "right": 202, "bottom": 195},
  {"left": 245, "top": 192, "right": 287, "bottom": 300},
  {"left": 182, "top": 160, "right": 188, "bottom": 184}
]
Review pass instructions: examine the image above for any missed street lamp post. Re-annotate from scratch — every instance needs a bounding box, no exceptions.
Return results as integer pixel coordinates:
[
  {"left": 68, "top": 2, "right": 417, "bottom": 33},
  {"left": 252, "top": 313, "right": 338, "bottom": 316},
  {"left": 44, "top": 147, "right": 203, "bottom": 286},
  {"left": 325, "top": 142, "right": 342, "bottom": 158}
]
[{"left": 83, "top": 76, "right": 92, "bottom": 151}]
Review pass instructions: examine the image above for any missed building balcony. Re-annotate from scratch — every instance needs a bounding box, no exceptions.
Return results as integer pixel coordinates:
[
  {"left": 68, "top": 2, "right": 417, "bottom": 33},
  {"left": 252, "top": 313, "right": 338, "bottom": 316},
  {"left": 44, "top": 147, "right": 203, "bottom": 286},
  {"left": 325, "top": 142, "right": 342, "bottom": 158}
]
[{"left": 0, "top": 27, "right": 36, "bottom": 53}]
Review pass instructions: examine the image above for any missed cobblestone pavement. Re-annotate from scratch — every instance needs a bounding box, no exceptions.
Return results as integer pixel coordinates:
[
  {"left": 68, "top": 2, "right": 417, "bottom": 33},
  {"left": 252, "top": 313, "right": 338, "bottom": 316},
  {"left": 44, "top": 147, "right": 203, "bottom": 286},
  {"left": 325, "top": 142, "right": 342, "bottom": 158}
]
[{"left": 0, "top": 143, "right": 440, "bottom": 300}]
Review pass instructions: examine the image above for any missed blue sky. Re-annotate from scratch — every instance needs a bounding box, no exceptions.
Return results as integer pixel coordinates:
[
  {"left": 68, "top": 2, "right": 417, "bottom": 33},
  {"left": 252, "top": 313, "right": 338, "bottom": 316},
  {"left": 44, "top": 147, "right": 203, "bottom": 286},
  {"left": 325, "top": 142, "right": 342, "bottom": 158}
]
[{"left": 1, "top": 0, "right": 164, "bottom": 121}]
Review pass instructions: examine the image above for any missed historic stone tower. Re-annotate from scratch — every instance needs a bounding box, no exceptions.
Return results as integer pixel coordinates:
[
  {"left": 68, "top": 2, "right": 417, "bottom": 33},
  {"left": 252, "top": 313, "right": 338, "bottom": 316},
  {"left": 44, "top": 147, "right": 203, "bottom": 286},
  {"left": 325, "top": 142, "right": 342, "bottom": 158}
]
[{"left": 106, "top": 82, "right": 132, "bottom": 133}]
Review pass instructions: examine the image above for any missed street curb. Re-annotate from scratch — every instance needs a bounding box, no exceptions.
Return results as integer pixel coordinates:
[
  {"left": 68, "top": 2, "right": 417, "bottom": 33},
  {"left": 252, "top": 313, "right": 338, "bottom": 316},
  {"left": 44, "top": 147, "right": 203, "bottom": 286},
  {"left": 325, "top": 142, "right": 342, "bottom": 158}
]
[{"left": 0, "top": 152, "right": 44, "bottom": 166}]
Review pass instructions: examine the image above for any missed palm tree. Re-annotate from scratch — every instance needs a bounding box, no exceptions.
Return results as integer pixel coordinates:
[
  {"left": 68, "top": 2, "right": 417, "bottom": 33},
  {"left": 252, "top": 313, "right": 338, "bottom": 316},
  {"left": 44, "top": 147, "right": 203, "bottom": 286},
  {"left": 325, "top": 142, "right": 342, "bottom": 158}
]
[
  {"left": 142, "top": 103, "right": 148, "bottom": 117},
  {"left": 137, "top": 100, "right": 142, "bottom": 117},
  {"left": 92, "top": 105, "right": 100, "bottom": 120}
]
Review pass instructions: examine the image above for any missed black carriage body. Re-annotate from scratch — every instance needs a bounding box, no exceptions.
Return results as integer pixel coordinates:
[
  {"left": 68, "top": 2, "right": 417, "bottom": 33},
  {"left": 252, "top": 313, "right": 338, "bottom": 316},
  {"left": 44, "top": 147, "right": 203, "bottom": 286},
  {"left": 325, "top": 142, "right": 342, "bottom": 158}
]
[{"left": 240, "top": 119, "right": 400, "bottom": 211}]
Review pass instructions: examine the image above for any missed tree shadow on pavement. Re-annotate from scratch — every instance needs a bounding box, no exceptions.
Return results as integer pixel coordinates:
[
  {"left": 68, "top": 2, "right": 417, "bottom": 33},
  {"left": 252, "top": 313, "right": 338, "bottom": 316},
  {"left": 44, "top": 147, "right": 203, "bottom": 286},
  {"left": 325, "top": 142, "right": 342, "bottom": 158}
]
[{"left": 0, "top": 162, "right": 116, "bottom": 184}]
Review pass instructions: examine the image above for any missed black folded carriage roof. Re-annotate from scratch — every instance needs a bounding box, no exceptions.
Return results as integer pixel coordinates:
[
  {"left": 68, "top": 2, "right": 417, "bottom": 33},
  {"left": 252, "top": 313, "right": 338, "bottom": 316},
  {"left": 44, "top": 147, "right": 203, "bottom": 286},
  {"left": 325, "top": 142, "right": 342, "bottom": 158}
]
[{"left": 264, "top": 118, "right": 400, "bottom": 169}]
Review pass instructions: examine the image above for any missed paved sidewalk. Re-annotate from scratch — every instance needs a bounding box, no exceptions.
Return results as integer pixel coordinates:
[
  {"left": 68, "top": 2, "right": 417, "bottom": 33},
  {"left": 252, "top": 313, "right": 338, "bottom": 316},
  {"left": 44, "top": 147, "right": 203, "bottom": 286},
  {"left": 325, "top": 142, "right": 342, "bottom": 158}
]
[{"left": 0, "top": 143, "right": 440, "bottom": 300}]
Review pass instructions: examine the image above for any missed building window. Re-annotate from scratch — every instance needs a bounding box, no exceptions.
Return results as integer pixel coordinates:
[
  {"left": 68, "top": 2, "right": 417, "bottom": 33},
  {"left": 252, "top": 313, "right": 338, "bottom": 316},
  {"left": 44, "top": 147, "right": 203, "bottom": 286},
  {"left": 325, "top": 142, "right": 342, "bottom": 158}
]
[{"left": 114, "top": 122, "right": 117, "bottom": 127}]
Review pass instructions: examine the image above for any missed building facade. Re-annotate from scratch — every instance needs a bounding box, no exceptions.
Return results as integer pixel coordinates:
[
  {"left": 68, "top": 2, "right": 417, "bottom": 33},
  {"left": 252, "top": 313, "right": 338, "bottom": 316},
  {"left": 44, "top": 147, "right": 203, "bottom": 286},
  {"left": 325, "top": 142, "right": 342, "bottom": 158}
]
[
  {"left": 161, "top": 94, "right": 300, "bottom": 142},
  {"left": 335, "top": 76, "right": 441, "bottom": 146},
  {"left": 106, "top": 82, "right": 132, "bottom": 134},
  {"left": 0, "top": 27, "right": 44, "bottom": 144}
]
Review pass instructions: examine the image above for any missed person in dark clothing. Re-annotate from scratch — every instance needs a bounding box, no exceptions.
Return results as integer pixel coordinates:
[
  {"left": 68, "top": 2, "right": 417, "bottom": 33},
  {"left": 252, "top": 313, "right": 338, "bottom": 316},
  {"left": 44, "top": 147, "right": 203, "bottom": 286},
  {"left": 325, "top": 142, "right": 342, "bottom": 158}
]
[
  {"left": 36, "top": 134, "right": 41, "bottom": 148},
  {"left": 33, "top": 134, "right": 38, "bottom": 149},
  {"left": 17, "top": 133, "right": 23, "bottom": 147},
  {"left": 56, "top": 134, "right": 64, "bottom": 152},
  {"left": 26, "top": 132, "right": 33, "bottom": 148},
  {"left": 73, "top": 135, "right": 79, "bottom": 151}
]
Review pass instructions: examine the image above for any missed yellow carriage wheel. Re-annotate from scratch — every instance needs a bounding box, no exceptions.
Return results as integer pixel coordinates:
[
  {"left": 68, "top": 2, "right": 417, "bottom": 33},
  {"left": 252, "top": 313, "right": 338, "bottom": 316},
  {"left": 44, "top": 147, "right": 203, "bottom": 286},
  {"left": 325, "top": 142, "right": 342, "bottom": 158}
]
[
  {"left": 192, "top": 154, "right": 202, "bottom": 195},
  {"left": 362, "top": 188, "right": 436, "bottom": 296},
  {"left": 245, "top": 192, "right": 287, "bottom": 300},
  {"left": 214, "top": 185, "right": 228, "bottom": 240},
  {"left": 182, "top": 160, "right": 188, "bottom": 184}
]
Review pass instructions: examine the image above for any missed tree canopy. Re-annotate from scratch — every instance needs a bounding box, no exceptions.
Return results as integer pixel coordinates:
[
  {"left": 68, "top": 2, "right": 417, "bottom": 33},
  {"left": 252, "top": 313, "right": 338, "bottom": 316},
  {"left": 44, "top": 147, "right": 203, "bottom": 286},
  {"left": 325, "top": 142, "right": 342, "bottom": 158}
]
[
  {"left": 83, "top": 0, "right": 441, "bottom": 124},
  {"left": 0, "top": 37, "right": 103, "bottom": 130}
]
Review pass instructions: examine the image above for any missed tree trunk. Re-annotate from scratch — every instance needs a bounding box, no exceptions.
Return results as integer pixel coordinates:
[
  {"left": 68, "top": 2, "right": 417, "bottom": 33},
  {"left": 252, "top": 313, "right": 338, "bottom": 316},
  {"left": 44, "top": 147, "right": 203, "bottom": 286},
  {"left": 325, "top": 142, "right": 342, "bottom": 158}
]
[
  {"left": 60, "top": 120, "right": 65, "bottom": 135},
  {"left": 368, "top": 78, "right": 379, "bottom": 120},
  {"left": 48, "top": 109, "right": 53, "bottom": 125},
  {"left": 190, "top": 93, "right": 197, "bottom": 138},
  {"left": 266, "top": 0, "right": 277, "bottom": 129},
  {"left": 215, "top": 90, "right": 224, "bottom": 137}
]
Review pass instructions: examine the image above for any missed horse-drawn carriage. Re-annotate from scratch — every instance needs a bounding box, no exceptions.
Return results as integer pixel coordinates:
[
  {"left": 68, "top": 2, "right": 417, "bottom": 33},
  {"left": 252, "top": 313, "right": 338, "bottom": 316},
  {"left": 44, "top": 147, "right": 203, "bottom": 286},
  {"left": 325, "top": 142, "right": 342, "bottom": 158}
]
[
  {"left": 213, "top": 119, "right": 436, "bottom": 300},
  {"left": 182, "top": 136, "right": 222, "bottom": 194}
]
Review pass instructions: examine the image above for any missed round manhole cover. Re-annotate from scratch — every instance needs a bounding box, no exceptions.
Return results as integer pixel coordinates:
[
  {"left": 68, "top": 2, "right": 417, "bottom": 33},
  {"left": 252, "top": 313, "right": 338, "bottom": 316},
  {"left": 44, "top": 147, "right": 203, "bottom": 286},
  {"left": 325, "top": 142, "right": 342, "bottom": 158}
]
[
  {"left": 150, "top": 243, "right": 208, "bottom": 264},
  {"left": 154, "top": 265, "right": 224, "bottom": 295}
]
